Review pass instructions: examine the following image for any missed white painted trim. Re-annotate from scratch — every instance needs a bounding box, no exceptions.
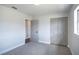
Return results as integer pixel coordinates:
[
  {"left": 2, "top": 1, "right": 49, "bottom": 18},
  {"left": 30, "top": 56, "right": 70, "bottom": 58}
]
[
  {"left": 39, "top": 41, "right": 50, "bottom": 44},
  {"left": 0, "top": 43, "right": 25, "bottom": 55},
  {"left": 74, "top": 5, "right": 79, "bottom": 35}
]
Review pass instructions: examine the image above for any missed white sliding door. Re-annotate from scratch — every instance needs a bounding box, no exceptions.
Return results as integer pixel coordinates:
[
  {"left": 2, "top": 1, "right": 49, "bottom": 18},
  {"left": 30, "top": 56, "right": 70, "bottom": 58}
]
[{"left": 50, "top": 17, "right": 68, "bottom": 46}]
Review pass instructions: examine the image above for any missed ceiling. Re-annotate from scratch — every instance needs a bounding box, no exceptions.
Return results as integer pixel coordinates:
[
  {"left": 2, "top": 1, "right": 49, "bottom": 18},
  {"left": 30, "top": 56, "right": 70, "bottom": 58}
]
[{"left": 1, "top": 4, "right": 73, "bottom": 17}]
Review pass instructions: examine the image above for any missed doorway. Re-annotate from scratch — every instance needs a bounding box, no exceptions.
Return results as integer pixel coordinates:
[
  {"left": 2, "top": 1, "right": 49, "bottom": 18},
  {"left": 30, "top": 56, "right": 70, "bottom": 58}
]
[
  {"left": 25, "top": 20, "right": 31, "bottom": 43},
  {"left": 31, "top": 20, "right": 39, "bottom": 42}
]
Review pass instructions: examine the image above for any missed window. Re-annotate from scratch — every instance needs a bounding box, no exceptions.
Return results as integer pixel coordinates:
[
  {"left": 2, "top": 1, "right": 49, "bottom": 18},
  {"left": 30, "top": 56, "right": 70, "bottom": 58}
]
[
  {"left": 77, "top": 10, "right": 79, "bottom": 33},
  {"left": 74, "top": 6, "right": 79, "bottom": 35}
]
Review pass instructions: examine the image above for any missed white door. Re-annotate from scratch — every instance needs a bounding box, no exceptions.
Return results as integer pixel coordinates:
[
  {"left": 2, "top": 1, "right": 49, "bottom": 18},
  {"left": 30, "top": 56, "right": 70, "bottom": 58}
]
[
  {"left": 50, "top": 17, "right": 68, "bottom": 46},
  {"left": 31, "top": 20, "right": 38, "bottom": 42}
]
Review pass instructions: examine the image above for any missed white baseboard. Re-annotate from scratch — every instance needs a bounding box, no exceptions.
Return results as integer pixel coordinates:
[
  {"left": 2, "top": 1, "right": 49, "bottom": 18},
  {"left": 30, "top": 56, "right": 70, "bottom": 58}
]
[
  {"left": 39, "top": 41, "right": 50, "bottom": 44},
  {"left": 0, "top": 43, "right": 24, "bottom": 55}
]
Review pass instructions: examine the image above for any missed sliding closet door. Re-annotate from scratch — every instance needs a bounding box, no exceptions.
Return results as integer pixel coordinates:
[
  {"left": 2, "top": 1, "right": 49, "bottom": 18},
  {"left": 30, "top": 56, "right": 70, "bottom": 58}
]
[
  {"left": 50, "top": 17, "right": 68, "bottom": 46},
  {"left": 31, "top": 20, "right": 39, "bottom": 42}
]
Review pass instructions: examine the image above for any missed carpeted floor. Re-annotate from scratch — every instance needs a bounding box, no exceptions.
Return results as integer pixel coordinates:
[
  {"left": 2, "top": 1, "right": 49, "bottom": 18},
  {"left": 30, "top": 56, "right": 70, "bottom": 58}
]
[{"left": 3, "top": 42, "right": 72, "bottom": 55}]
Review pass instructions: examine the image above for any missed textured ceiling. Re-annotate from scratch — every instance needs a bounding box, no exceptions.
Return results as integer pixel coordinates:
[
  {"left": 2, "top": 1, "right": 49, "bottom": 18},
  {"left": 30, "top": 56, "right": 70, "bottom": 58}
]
[{"left": 1, "top": 4, "right": 73, "bottom": 17}]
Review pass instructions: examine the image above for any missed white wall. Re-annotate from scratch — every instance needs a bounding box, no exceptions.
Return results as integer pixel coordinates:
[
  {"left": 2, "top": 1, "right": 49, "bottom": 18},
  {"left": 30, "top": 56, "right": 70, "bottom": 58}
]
[
  {"left": 38, "top": 16, "right": 50, "bottom": 44},
  {"left": 0, "top": 5, "right": 32, "bottom": 54},
  {"left": 68, "top": 4, "right": 79, "bottom": 55}
]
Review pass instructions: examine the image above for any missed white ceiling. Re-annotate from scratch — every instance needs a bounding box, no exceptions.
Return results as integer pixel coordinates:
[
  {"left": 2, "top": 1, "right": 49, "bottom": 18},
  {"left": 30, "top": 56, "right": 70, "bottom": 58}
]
[{"left": 1, "top": 4, "right": 73, "bottom": 17}]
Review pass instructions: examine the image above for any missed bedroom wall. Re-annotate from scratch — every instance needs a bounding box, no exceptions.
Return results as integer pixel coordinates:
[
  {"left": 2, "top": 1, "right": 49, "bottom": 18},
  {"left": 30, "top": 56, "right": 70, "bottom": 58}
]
[
  {"left": 0, "top": 5, "right": 32, "bottom": 54},
  {"left": 68, "top": 4, "right": 79, "bottom": 55},
  {"left": 38, "top": 16, "right": 50, "bottom": 44}
]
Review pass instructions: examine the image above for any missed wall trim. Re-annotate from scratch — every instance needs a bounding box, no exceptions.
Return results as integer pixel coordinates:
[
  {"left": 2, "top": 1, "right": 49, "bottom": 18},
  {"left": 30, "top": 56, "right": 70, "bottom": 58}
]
[
  {"left": 39, "top": 40, "right": 50, "bottom": 44},
  {"left": 51, "top": 43, "right": 67, "bottom": 47},
  {"left": 0, "top": 43, "right": 25, "bottom": 55}
]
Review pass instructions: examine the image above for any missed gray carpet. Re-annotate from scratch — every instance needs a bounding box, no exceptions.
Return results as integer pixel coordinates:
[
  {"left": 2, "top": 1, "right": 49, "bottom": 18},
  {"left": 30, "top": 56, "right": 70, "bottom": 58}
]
[{"left": 3, "top": 42, "right": 72, "bottom": 55}]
